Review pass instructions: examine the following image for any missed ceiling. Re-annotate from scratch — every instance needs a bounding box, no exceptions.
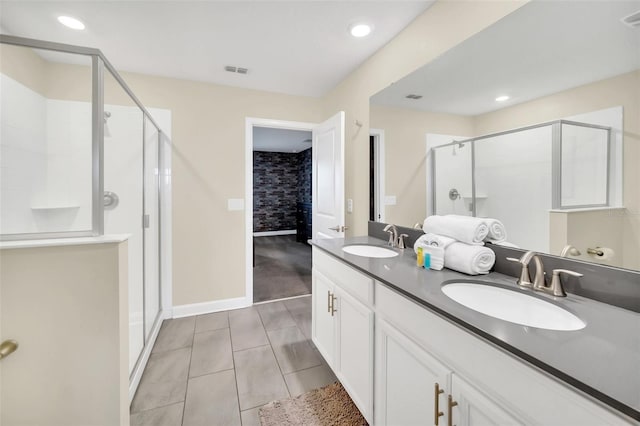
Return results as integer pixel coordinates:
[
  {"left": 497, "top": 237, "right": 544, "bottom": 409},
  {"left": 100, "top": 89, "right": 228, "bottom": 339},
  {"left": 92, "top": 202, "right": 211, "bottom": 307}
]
[
  {"left": 0, "top": 1, "right": 433, "bottom": 97},
  {"left": 371, "top": 0, "right": 640, "bottom": 116},
  {"left": 253, "top": 127, "right": 311, "bottom": 153}
]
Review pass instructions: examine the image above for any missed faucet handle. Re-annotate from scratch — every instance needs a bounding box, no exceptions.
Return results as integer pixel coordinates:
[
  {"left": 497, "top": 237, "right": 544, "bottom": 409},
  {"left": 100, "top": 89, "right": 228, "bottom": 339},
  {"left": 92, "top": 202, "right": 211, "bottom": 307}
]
[
  {"left": 506, "top": 257, "right": 533, "bottom": 288},
  {"left": 398, "top": 234, "right": 409, "bottom": 249},
  {"left": 549, "top": 269, "right": 583, "bottom": 297}
]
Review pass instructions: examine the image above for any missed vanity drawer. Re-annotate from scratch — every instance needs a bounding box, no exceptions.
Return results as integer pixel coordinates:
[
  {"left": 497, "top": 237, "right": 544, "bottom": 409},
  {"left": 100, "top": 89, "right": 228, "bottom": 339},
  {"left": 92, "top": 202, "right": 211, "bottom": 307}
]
[{"left": 312, "top": 248, "right": 374, "bottom": 306}]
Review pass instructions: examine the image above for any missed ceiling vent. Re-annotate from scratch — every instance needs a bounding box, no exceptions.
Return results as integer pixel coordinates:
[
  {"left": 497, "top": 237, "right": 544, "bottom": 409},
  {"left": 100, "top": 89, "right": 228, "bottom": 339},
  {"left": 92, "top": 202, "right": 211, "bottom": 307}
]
[
  {"left": 225, "top": 65, "right": 249, "bottom": 74},
  {"left": 405, "top": 94, "right": 423, "bottom": 100},
  {"left": 621, "top": 10, "right": 640, "bottom": 28}
]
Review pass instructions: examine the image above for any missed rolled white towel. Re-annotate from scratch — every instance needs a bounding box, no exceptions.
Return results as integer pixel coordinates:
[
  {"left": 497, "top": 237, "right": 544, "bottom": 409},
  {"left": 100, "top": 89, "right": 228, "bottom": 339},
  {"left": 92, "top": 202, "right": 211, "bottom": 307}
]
[
  {"left": 413, "top": 233, "right": 456, "bottom": 254},
  {"left": 484, "top": 218, "right": 507, "bottom": 243},
  {"left": 444, "top": 242, "right": 495, "bottom": 275},
  {"left": 423, "top": 215, "right": 488, "bottom": 246}
]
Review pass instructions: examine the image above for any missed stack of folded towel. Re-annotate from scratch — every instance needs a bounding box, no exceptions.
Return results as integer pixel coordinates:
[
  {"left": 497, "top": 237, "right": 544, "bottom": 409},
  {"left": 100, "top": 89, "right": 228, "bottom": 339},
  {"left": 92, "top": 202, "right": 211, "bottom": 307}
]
[{"left": 414, "top": 215, "right": 507, "bottom": 275}]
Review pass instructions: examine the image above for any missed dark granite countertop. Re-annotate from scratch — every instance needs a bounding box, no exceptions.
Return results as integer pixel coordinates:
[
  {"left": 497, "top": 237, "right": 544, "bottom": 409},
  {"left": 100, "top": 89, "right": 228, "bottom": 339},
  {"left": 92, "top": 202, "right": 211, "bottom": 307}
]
[{"left": 311, "top": 236, "right": 640, "bottom": 422}]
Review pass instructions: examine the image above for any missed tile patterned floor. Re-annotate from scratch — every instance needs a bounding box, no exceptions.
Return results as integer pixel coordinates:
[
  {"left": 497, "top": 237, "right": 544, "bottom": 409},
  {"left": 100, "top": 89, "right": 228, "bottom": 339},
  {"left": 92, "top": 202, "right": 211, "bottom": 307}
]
[
  {"left": 253, "top": 236, "right": 312, "bottom": 303},
  {"left": 130, "top": 295, "right": 337, "bottom": 426}
]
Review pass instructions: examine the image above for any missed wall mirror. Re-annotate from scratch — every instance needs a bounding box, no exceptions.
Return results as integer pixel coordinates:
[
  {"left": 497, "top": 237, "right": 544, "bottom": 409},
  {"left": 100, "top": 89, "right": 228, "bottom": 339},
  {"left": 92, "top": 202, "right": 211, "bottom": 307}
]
[{"left": 369, "top": 0, "right": 640, "bottom": 271}]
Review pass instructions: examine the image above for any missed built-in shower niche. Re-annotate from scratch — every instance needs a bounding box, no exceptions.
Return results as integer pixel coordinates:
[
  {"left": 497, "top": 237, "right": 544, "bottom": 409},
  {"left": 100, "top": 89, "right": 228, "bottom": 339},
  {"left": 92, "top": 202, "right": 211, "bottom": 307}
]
[{"left": 430, "top": 106, "right": 623, "bottom": 257}]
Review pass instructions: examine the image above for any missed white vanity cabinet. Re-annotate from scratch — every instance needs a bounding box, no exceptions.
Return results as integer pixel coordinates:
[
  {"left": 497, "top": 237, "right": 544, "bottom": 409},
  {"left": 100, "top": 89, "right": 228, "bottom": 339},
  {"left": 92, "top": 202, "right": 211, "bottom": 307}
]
[
  {"left": 312, "top": 248, "right": 374, "bottom": 423},
  {"left": 375, "top": 318, "right": 523, "bottom": 426},
  {"left": 312, "top": 247, "right": 634, "bottom": 426},
  {"left": 375, "top": 282, "right": 633, "bottom": 426}
]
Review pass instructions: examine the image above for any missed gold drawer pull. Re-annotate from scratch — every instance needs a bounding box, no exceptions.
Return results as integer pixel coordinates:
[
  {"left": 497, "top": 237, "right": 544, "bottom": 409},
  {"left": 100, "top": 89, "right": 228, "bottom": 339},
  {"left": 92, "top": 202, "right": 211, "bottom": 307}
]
[
  {"left": 434, "top": 383, "right": 445, "bottom": 425},
  {"left": 331, "top": 294, "right": 337, "bottom": 316},
  {"left": 447, "top": 394, "right": 458, "bottom": 426},
  {"left": 327, "top": 290, "right": 331, "bottom": 313}
]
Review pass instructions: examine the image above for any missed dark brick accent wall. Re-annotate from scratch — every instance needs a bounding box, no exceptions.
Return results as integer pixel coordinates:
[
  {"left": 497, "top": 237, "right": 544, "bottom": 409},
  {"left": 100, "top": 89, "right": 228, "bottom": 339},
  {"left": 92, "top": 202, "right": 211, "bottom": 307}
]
[
  {"left": 253, "top": 148, "right": 312, "bottom": 233},
  {"left": 297, "top": 148, "right": 312, "bottom": 204}
]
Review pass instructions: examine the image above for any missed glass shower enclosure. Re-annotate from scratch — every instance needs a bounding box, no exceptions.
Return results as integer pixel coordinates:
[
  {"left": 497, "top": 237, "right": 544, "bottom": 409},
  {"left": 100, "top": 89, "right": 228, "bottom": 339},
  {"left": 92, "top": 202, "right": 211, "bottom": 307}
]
[
  {"left": 431, "top": 119, "right": 616, "bottom": 252},
  {"left": 0, "top": 35, "right": 169, "bottom": 391}
]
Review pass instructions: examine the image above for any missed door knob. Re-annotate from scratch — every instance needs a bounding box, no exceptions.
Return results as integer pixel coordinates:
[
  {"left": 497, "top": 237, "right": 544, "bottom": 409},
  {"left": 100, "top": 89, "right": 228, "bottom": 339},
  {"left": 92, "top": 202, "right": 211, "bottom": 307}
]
[
  {"left": 328, "top": 226, "right": 340, "bottom": 231},
  {"left": 0, "top": 340, "right": 18, "bottom": 360}
]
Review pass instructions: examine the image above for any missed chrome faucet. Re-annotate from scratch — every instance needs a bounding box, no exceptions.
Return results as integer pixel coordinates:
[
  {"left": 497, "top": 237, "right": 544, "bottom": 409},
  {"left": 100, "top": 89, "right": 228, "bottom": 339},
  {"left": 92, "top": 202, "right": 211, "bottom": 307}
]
[
  {"left": 507, "top": 251, "right": 583, "bottom": 297},
  {"left": 383, "top": 224, "right": 398, "bottom": 247}
]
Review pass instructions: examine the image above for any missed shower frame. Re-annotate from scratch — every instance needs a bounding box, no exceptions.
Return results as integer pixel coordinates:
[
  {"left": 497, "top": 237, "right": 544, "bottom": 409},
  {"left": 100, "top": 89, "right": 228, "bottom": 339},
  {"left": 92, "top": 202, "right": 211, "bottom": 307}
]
[
  {"left": 429, "top": 119, "right": 613, "bottom": 216},
  {"left": 0, "top": 34, "right": 166, "bottom": 242}
]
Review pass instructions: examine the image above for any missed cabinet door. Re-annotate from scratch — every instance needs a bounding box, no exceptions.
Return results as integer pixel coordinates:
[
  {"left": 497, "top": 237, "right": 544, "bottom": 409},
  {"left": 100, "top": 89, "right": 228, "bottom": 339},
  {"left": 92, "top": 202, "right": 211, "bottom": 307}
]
[
  {"left": 450, "top": 374, "right": 524, "bottom": 426},
  {"left": 312, "top": 269, "right": 335, "bottom": 367},
  {"left": 334, "top": 287, "right": 374, "bottom": 424},
  {"left": 375, "top": 319, "right": 451, "bottom": 426}
]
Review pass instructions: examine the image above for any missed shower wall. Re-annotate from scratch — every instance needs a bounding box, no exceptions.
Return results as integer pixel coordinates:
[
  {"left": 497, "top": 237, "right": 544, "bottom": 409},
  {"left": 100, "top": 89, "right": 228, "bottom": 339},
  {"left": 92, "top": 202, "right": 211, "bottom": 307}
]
[{"left": 0, "top": 74, "right": 92, "bottom": 234}]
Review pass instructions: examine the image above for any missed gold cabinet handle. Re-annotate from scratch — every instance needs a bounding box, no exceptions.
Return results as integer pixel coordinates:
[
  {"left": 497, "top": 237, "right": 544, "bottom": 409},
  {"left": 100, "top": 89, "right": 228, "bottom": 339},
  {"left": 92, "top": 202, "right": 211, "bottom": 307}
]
[
  {"left": 447, "top": 395, "right": 458, "bottom": 426},
  {"left": 327, "top": 290, "right": 331, "bottom": 313},
  {"left": 331, "top": 294, "right": 337, "bottom": 316},
  {"left": 434, "top": 383, "right": 445, "bottom": 425},
  {"left": 0, "top": 340, "right": 18, "bottom": 360}
]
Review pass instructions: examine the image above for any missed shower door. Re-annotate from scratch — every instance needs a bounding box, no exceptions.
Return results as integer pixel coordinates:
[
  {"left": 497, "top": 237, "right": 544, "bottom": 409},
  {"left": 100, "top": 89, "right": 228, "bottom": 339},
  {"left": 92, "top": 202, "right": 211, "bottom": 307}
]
[{"left": 143, "top": 117, "right": 161, "bottom": 342}]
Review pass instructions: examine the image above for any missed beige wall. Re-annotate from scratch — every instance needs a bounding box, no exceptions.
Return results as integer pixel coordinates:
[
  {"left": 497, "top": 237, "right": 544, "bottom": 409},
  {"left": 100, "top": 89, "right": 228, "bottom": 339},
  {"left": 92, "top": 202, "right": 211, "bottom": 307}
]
[
  {"left": 0, "top": 242, "right": 129, "bottom": 426},
  {"left": 0, "top": 44, "right": 47, "bottom": 95},
  {"left": 370, "top": 105, "right": 474, "bottom": 225},
  {"left": 474, "top": 71, "right": 640, "bottom": 269},
  {"left": 322, "top": 0, "right": 528, "bottom": 237}
]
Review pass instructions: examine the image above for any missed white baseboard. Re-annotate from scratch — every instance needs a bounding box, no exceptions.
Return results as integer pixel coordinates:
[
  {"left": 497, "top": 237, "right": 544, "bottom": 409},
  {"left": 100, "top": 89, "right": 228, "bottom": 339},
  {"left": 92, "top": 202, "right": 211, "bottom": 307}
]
[
  {"left": 172, "top": 296, "right": 251, "bottom": 318},
  {"left": 253, "top": 230, "right": 296, "bottom": 237}
]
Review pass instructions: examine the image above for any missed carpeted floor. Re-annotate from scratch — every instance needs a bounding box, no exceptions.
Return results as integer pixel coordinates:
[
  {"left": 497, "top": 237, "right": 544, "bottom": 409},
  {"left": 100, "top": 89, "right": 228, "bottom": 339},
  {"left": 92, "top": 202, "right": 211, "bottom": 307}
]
[
  {"left": 253, "top": 235, "right": 312, "bottom": 303},
  {"left": 259, "top": 382, "right": 367, "bottom": 426}
]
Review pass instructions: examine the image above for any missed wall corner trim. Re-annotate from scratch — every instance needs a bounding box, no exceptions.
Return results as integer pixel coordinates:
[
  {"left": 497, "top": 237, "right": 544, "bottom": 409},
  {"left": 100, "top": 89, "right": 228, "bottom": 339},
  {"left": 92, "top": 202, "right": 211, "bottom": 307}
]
[{"left": 172, "top": 296, "right": 251, "bottom": 318}]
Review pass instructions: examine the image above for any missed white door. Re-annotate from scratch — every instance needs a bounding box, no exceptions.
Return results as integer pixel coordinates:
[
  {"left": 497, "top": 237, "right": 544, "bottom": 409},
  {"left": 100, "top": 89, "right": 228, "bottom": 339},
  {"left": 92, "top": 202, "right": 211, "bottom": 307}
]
[
  {"left": 311, "top": 269, "right": 336, "bottom": 367},
  {"left": 375, "top": 319, "right": 452, "bottom": 426},
  {"left": 450, "top": 374, "right": 524, "bottom": 426},
  {"left": 312, "top": 111, "right": 345, "bottom": 239},
  {"left": 334, "top": 287, "right": 374, "bottom": 424}
]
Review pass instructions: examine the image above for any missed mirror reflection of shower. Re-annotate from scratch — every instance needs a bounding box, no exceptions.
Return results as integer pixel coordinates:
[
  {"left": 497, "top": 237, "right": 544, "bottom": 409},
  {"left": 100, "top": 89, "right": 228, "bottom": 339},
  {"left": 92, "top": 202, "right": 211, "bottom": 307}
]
[
  {"left": 104, "top": 111, "right": 112, "bottom": 138},
  {"left": 451, "top": 141, "right": 465, "bottom": 156}
]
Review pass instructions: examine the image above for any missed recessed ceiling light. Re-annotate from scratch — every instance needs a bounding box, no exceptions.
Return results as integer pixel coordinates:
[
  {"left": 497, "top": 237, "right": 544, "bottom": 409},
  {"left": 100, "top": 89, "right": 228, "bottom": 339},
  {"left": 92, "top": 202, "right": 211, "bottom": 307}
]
[
  {"left": 350, "top": 23, "right": 372, "bottom": 38},
  {"left": 495, "top": 95, "right": 510, "bottom": 102},
  {"left": 58, "top": 16, "right": 85, "bottom": 30}
]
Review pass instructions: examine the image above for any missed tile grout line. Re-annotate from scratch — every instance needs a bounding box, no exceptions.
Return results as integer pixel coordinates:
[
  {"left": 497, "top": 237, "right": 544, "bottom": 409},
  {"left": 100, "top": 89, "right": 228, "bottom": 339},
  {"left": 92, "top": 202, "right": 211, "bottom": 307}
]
[
  {"left": 228, "top": 314, "right": 245, "bottom": 426},
  {"left": 180, "top": 319, "right": 196, "bottom": 426},
  {"left": 257, "top": 305, "right": 293, "bottom": 399}
]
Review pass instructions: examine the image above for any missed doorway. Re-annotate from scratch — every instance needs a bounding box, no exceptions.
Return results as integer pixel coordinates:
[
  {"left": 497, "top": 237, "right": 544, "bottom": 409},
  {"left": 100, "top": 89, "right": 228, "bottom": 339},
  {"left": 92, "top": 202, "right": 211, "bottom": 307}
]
[
  {"left": 245, "top": 119, "right": 316, "bottom": 303},
  {"left": 370, "top": 129, "right": 386, "bottom": 222}
]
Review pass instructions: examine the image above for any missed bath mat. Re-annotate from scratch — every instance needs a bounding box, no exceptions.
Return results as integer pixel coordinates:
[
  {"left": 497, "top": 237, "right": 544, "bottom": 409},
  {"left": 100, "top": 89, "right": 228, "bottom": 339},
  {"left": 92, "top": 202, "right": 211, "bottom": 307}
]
[{"left": 259, "top": 381, "right": 368, "bottom": 426}]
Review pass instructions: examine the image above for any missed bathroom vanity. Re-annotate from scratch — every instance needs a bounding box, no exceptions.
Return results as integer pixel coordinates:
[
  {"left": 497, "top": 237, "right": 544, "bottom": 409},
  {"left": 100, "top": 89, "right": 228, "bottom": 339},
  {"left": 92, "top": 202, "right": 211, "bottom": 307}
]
[{"left": 311, "top": 236, "right": 640, "bottom": 426}]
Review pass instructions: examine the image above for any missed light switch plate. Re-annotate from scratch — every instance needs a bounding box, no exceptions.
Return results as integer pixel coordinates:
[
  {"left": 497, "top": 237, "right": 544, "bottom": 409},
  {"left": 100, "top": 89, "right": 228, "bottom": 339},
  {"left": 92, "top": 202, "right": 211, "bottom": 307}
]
[
  {"left": 227, "top": 198, "right": 245, "bottom": 211},
  {"left": 347, "top": 198, "right": 353, "bottom": 213},
  {"left": 384, "top": 195, "right": 397, "bottom": 205}
]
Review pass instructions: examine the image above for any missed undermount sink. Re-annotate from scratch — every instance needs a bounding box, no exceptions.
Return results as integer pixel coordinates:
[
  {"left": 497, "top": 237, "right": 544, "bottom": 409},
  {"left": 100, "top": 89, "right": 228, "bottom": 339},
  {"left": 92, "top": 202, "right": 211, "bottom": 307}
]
[
  {"left": 342, "top": 244, "right": 399, "bottom": 258},
  {"left": 441, "top": 282, "right": 586, "bottom": 331}
]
